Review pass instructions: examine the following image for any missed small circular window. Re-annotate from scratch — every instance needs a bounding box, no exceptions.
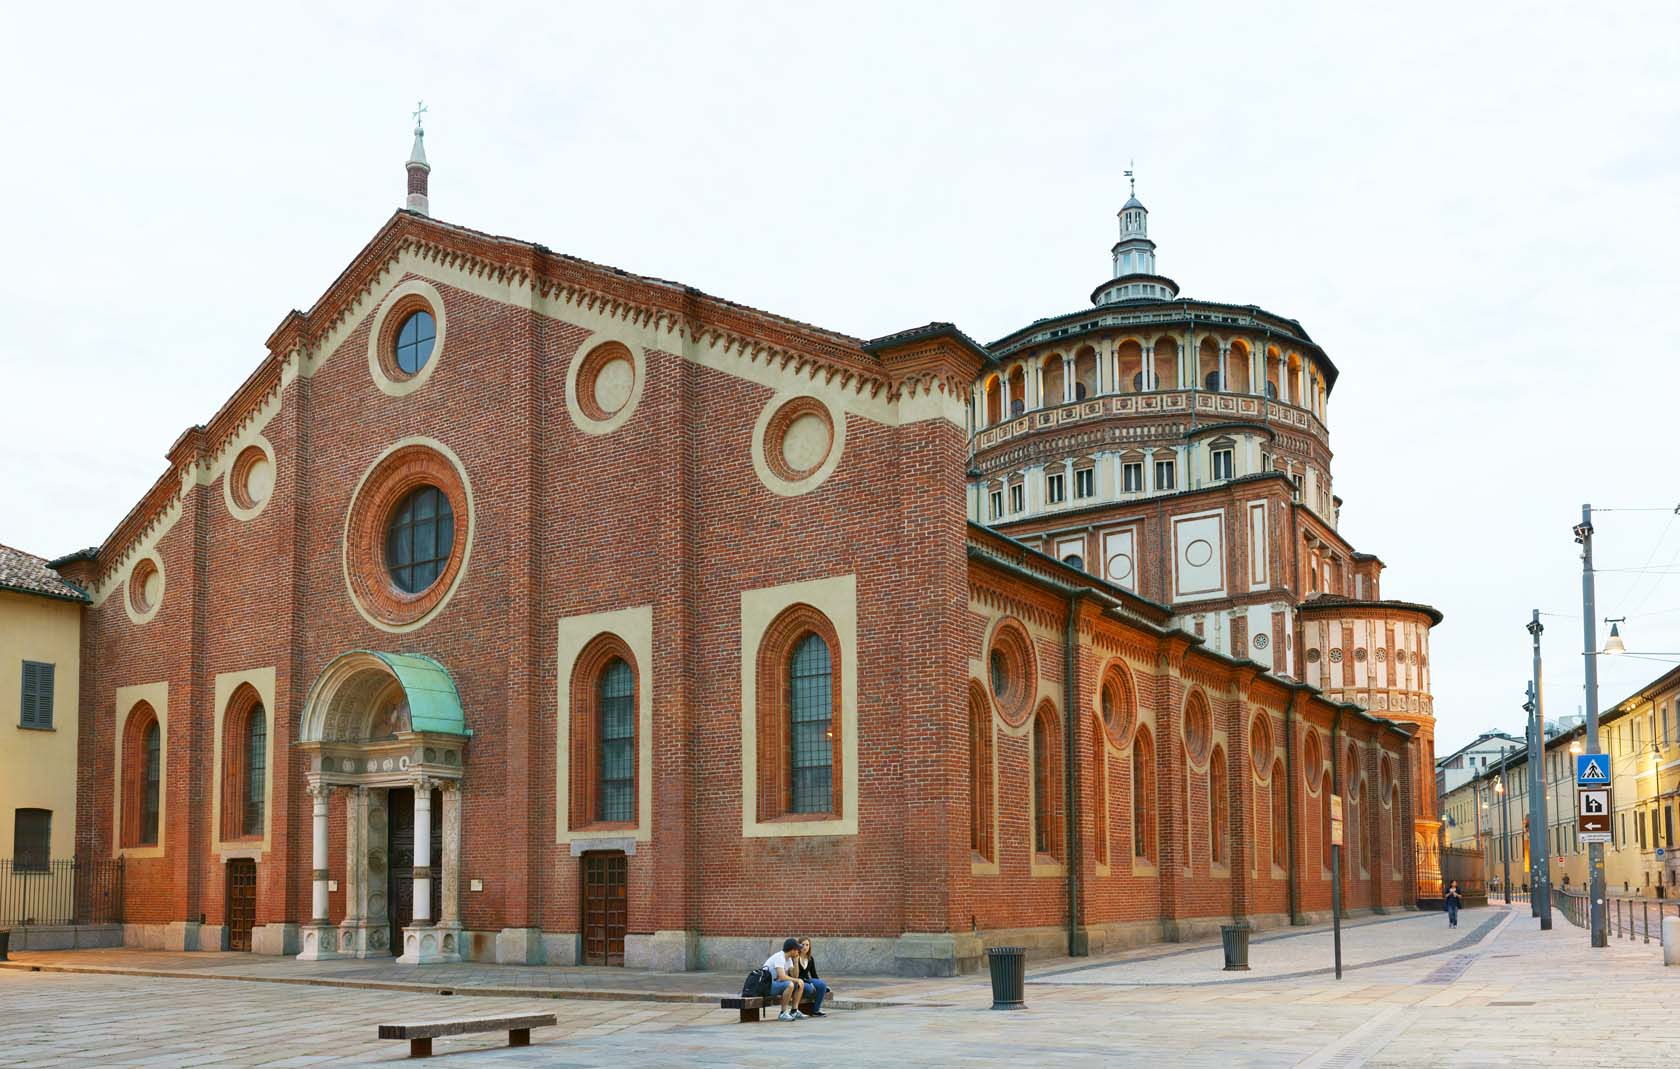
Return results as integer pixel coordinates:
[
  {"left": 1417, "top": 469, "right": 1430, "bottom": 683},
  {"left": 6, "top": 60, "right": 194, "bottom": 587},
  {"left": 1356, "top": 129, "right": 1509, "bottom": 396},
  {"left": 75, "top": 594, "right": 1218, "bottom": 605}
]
[
  {"left": 385, "top": 485, "right": 455, "bottom": 594},
  {"left": 394, "top": 310, "right": 436, "bottom": 376},
  {"left": 986, "top": 618, "right": 1037, "bottom": 727}
]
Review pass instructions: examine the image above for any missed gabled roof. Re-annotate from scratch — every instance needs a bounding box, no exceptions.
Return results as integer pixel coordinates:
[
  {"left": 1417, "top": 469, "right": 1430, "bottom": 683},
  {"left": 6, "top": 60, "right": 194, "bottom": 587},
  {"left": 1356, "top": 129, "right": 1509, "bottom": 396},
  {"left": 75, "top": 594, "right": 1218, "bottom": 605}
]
[{"left": 0, "top": 543, "right": 90, "bottom": 604}]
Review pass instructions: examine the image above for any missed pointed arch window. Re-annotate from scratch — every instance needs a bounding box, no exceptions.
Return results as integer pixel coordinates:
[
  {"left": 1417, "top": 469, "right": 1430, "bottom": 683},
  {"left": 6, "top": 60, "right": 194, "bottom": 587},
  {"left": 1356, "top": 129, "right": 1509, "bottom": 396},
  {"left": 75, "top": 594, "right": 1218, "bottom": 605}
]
[
  {"left": 568, "top": 636, "right": 640, "bottom": 830},
  {"left": 1032, "top": 705, "right": 1063, "bottom": 859},
  {"left": 1271, "top": 759, "right": 1288, "bottom": 869},
  {"left": 970, "top": 693, "right": 994, "bottom": 863},
  {"left": 121, "top": 706, "right": 164, "bottom": 849},
  {"left": 1210, "top": 746, "right": 1229, "bottom": 866},
  {"left": 221, "top": 688, "right": 268, "bottom": 841},
  {"left": 756, "top": 605, "right": 843, "bottom": 821}
]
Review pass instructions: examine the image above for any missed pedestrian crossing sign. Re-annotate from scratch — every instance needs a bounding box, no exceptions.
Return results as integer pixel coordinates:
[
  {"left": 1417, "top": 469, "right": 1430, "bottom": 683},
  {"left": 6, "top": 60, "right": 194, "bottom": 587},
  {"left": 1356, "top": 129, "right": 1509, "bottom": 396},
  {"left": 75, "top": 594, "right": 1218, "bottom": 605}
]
[{"left": 1576, "top": 754, "right": 1610, "bottom": 785}]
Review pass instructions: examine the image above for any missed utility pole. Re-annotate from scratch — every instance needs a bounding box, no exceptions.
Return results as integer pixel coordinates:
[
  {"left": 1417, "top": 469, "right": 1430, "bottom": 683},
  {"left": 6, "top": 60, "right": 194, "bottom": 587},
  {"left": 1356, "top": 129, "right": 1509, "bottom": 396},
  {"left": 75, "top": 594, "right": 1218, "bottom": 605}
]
[
  {"left": 1575, "top": 504, "right": 1608, "bottom": 947},
  {"left": 1527, "top": 610, "right": 1553, "bottom": 930}
]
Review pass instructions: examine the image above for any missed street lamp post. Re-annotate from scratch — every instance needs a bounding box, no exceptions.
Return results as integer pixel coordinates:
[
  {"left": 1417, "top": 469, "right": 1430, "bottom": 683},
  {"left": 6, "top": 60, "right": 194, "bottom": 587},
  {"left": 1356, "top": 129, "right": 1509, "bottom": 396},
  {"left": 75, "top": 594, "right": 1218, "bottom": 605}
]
[
  {"left": 1575, "top": 504, "right": 1608, "bottom": 947},
  {"left": 1525, "top": 610, "right": 1553, "bottom": 930}
]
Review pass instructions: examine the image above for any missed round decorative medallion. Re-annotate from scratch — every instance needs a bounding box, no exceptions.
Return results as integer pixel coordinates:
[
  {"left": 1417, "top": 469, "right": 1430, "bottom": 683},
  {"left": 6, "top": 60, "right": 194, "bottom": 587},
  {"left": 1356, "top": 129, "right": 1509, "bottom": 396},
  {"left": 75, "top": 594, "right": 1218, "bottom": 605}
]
[
  {"left": 1306, "top": 648, "right": 1321, "bottom": 663},
  {"left": 229, "top": 444, "right": 274, "bottom": 512},
  {"left": 1355, "top": 648, "right": 1368, "bottom": 663},
  {"left": 342, "top": 438, "right": 473, "bottom": 633},
  {"left": 1184, "top": 538, "right": 1214, "bottom": 568},
  {"left": 1252, "top": 633, "right": 1269, "bottom": 650},
  {"left": 753, "top": 393, "right": 845, "bottom": 496},
  {"left": 125, "top": 554, "right": 165, "bottom": 624},
  {"left": 1329, "top": 648, "right": 1343, "bottom": 663},
  {"left": 1106, "top": 552, "right": 1134, "bottom": 584},
  {"left": 576, "top": 341, "right": 637, "bottom": 421},
  {"left": 1098, "top": 661, "right": 1136, "bottom": 749},
  {"left": 766, "top": 397, "right": 834, "bottom": 481},
  {"left": 1376, "top": 648, "right": 1387, "bottom": 662},
  {"left": 1396, "top": 649, "right": 1407, "bottom": 664},
  {"left": 1182, "top": 694, "right": 1212, "bottom": 765},
  {"left": 987, "top": 618, "right": 1037, "bottom": 728}
]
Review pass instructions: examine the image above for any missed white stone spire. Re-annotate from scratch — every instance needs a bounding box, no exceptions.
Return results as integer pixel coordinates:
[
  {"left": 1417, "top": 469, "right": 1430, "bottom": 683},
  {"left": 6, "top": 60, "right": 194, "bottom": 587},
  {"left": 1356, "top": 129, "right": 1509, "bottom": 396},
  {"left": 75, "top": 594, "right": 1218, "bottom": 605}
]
[{"left": 406, "top": 101, "right": 431, "bottom": 216}]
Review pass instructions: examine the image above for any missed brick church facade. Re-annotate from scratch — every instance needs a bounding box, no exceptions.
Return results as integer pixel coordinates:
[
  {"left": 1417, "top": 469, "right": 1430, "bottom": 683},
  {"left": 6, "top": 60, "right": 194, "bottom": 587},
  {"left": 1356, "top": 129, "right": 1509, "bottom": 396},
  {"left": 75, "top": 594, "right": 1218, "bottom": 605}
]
[{"left": 46, "top": 133, "right": 1440, "bottom": 975}]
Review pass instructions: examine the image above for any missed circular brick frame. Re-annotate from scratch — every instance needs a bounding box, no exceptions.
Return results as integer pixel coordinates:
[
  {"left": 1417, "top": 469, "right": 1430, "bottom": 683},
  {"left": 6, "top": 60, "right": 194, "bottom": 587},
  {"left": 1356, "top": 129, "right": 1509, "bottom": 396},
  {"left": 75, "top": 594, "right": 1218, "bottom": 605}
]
[
  {"left": 566, "top": 334, "right": 647, "bottom": 437},
  {"left": 366, "top": 279, "right": 448, "bottom": 398},
  {"left": 1182, "top": 690, "right": 1212, "bottom": 768},
  {"left": 752, "top": 392, "right": 846, "bottom": 498},
  {"left": 986, "top": 617, "right": 1037, "bottom": 728},
  {"left": 1303, "top": 728, "right": 1324, "bottom": 792},
  {"left": 1096, "top": 659, "right": 1136, "bottom": 749},
  {"left": 1249, "top": 711, "right": 1274, "bottom": 782},
  {"left": 225, "top": 439, "right": 276, "bottom": 519},
  {"left": 125, "top": 553, "right": 164, "bottom": 625},
  {"left": 342, "top": 437, "right": 474, "bottom": 633}
]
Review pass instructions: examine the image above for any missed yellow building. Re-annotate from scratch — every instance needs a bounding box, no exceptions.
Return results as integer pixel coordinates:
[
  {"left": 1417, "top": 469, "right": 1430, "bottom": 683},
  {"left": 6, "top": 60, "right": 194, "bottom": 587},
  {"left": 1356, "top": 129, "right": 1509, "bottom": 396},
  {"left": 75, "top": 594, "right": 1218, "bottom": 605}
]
[
  {"left": 1, "top": 544, "right": 88, "bottom": 935},
  {"left": 1439, "top": 664, "right": 1680, "bottom": 904}
]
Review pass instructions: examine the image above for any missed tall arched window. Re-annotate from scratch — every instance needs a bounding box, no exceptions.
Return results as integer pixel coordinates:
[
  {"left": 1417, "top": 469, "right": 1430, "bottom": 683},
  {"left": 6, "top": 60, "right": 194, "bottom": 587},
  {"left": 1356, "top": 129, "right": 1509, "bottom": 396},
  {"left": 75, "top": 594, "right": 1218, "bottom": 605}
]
[
  {"left": 1390, "top": 785, "right": 1403, "bottom": 875},
  {"left": 1271, "top": 759, "right": 1287, "bottom": 869},
  {"left": 598, "top": 658, "right": 635, "bottom": 823},
  {"left": 122, "top": 703, "right": 162, "bottom": 848},
  {"left": 1032, "top": 705, "right": 1062, "bottom": 859},
  {"left": 789, "top": 634, "right": 834, "bottom": 814},
  {"left": 243, "top": 703, "right": 267, "bottom": 836},
  {"left": 969, "top": 691, "right": 994, "bottom": 862},
  {"left": 1209, "top": 746, "right": 1229, "bottom": 866},
  {"left": 568, "top": 636, "right": 639, "bottom": 829},
  {"left": 1132, "top": 727, "right": 1156, "bottom": 863},
  {"left": 1091, "top": 714, "right": 1109, "bottom": 866}
]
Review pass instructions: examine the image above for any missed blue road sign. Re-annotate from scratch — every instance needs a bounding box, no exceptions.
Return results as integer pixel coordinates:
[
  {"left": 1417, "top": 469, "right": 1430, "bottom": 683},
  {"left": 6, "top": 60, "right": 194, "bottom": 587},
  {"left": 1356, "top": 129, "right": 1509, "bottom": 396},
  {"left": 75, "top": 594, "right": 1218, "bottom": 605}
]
[{"left": 1576, "top": 754, "right": 1611, "bottom": 785}]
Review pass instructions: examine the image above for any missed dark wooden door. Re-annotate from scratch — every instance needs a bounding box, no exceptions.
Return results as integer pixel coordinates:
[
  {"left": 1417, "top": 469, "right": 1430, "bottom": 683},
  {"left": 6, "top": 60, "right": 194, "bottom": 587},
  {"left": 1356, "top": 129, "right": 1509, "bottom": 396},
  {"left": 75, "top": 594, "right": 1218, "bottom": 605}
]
[
  {"left": 387, "top": 787, "right": 442, "bottom": 952},
  {"left": 226, "top": 859, "right": 256, "bottom": 951},
  {"left": 581, "top": 851, "right": 627, "bottom": 966}
]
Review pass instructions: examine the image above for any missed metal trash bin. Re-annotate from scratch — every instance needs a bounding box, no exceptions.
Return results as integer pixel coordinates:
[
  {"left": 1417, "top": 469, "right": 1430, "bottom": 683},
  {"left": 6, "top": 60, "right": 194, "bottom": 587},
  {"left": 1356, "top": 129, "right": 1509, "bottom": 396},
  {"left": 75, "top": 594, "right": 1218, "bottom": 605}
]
[
  {"left": 1220, "top": 923, "right": 1251, "bottom": 971},
  {"left": 986, "top": 945, "right": 1026, "bottom": 1009}
]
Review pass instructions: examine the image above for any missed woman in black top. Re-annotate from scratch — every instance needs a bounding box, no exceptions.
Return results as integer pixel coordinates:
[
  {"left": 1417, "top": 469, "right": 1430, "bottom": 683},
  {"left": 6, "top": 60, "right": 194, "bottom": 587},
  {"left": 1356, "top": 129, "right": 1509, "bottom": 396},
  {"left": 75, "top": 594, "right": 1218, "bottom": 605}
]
[
  {"left": 796, "top": 938, "right": 830, "bottom": 1017},
  {"left": 1444, "top": 880, "right": 1463, "bottom": 928}
]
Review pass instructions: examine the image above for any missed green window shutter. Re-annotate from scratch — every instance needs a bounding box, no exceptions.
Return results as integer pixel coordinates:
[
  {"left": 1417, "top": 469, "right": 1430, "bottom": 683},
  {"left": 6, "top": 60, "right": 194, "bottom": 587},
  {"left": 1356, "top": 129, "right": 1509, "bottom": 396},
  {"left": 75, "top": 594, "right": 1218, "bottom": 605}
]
[{"left": 21, "top": 661, "right": 54, "bottom": 728}]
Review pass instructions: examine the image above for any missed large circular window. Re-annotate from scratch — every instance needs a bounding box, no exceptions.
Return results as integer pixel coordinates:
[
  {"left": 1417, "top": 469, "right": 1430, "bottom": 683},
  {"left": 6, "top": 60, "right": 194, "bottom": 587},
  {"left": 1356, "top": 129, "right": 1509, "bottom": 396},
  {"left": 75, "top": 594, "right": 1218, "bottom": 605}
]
[
  {"left": 1097, "top": 661, "right": 1136, "bottom": 748},
  {"left": 343, "top": 439, "right": 473, "bottom": 631},
  {"left": 394, "top": 311, "right": 436, "bottom": 375},
  {"left": 986, "top": 618, "right": 1037, "bottom": 727},
  {"left": 385, "top": 486, "right": 455, "bottom": 593}
]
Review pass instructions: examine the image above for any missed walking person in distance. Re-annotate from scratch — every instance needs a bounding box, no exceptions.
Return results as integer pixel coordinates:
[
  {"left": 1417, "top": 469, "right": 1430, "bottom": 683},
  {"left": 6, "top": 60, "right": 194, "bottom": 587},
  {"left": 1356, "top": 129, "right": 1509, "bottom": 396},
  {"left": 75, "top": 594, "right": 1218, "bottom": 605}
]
[{"left": 1444, "top": 880, "right": 1463, "bottom": 928}]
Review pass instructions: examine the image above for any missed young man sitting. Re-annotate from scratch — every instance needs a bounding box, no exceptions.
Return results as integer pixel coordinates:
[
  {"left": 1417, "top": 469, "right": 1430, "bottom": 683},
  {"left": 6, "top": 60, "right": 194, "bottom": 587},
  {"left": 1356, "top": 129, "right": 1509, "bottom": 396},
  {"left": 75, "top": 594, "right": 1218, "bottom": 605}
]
[{"left": 763, "top": 937, "right": 806, "bottom": 1021}]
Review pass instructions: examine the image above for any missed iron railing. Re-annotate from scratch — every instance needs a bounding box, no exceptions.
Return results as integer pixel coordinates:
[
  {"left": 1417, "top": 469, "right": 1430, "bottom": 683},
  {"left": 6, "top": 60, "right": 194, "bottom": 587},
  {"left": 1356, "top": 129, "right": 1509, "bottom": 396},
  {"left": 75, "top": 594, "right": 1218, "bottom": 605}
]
[
  {"left": 1557, "top": 888, "right": 1680, "bottom": 945},
  {"left": 0, "top": 859, "right": 123, "bottom": 927}
]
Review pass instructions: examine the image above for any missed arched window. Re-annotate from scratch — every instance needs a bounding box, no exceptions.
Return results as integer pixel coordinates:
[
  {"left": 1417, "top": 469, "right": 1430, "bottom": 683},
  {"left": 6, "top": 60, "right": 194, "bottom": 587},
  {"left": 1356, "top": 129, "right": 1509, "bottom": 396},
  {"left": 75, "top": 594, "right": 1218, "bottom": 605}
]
[
  {"left": 1132, "top": 727, "right": 1156, "bottom": 863},
  {"left": 1389, "top": 785, "right": 1403, "bottom": 874},
  {"left": 1271, "top": 759, "right": 1287, "bottom": 869},
  {"left": 598, "top": 658, "right": 635, "bottom": 823},
  {"left": 1064, "top": 554, "right": 1085, "bottom": 572},
  {"left": 121, "top": 703, "right": 163, "bottom": 848},
  {"left": 1210, "top": 746, "right": 1229, "bottom": 866},
  {"left": 1359, "top": 780, "right": 1372, "bottom": 872},
  {"left": 243, "top": 703, "right": 267, "bottom": 836},
  {"left": 1091, "top": 714, "right": 1109, "bottom": 866},
  {"left": 1032, "top": 705, "right": 1063, "bottom": 859},
  {"left": 1205, "top": 370, "right": 1220, "bottom": 391},
  {"left": 755, "top": 605, "right": 844, "bottom": 821},
  {"left": 569, "top": 636, "right": 639, "bottom": 829},
  {"left": 969, "top": 691, "right": 994, "bottom": 862}
]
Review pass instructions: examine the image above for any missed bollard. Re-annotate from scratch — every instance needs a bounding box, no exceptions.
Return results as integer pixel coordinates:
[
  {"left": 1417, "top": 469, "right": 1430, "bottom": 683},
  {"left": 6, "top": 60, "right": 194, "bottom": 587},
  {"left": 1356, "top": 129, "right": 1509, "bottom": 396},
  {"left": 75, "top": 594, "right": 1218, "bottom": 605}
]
[
  {"left": 986, "top": 946, "right": 1026, "bottom": 1010},
  {"left": 1665, "top": 917, "right": 1680, "bottom": 967},
  {"left": 1645, "top": 901, "right": 1651, "bottom": 944},
  {"left": 1220, "top": 924, "right": 1252, "bottom": 972}
]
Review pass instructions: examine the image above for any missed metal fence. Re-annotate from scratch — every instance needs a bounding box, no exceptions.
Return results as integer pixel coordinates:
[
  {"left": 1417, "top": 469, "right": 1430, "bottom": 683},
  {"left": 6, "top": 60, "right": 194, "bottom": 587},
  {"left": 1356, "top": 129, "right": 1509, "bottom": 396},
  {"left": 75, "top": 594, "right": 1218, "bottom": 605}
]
[
  {"left": 0, "top": 859, "right": 123, "bottom": 927},
  {"left": 1557, "top": 888, "right": 1680, "bottom": 944},
  {"left": 1440, "top": 846, "right": 1487, "bottom": 898}
]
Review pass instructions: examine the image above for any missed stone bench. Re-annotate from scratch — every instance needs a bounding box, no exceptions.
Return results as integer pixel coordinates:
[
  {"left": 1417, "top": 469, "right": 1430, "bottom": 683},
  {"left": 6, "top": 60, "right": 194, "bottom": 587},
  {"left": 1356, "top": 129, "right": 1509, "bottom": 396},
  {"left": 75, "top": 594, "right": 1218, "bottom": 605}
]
[
  {"left": 720, "top": 994, "right": 819, "bottom": 1022},
  {"left": 376, "top": 1012, "right": 557, "bottom": 1057}
]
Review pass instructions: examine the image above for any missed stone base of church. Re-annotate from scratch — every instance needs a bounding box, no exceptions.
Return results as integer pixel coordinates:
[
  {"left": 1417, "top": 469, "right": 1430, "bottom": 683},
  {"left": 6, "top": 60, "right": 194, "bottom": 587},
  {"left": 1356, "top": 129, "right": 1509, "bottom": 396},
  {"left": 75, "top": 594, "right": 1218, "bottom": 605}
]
[
  {"left": 296, "top": 923, "right": 343, "bottom": 960},
  {"left": 251, "top": 922, "right": 299, "bottom": 956},
  {"left": 624, "top": 929, "right": 697, "bottom": 970},
  {"left": 396, "top": 923, "right": 462, "bottom": 964},
  {"left": 338, "top": 919, "right": 394, "bottom": 959},
  {"left": 494, "top": 926, "right": 545, "bottom": 965}
]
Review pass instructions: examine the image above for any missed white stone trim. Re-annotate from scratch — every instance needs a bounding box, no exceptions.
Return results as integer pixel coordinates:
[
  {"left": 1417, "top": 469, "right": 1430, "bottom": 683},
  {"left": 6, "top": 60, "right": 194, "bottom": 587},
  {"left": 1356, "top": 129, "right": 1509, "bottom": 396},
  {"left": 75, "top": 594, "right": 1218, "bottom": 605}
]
[
  {"left": 209, "top": 667, "right": 277, "bottom": 857},
  {"left": 564, "top": 328, "right": 648, "bottom": 437},
  {"left": 555, "top": 604, "right": 654, "bottom": 844}
]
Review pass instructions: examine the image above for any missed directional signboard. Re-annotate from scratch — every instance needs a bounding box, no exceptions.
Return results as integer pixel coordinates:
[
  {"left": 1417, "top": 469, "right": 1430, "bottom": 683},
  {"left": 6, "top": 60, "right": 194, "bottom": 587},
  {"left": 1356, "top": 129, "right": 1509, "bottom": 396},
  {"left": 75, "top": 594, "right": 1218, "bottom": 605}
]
[
  {"left": 1578, "top": 785, "right": 1612, "bottom": 843},
  {"left": 1576, "top": 754, "right": 1611, "bottom": 785},
  {"left": 1330, "top": 794, "right": 1344, "bottom": 847}
]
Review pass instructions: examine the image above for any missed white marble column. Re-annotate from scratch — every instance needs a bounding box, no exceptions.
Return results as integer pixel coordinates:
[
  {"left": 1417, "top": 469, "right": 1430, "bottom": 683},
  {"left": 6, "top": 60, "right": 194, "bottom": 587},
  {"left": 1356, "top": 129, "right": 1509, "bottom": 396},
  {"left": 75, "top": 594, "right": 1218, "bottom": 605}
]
[
  {"left": 441, "top": 781, "right": 461, "bottom": 928},
  {"left": 1218, "top": 344, "right": 1230, "bottom": 392},
  {"left": 412, "top": 778, "right": 433, "bottom": 925},
  {"left": 311, "top": 785, "right": 330, "bottom": 923}
]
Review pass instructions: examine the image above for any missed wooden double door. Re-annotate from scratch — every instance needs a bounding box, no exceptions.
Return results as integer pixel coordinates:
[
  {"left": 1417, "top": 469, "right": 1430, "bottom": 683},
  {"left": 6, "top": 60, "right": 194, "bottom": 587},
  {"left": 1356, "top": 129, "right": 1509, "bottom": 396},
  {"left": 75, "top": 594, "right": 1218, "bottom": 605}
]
[
  {"left": 226, "top": 859, "right": 256, "bottom": 951},
  {"left": 581, "top": 851, "right": 627, "bottom": 966},
  {"left": 387, "top": 786, "right": 443, "bottom": 952}
]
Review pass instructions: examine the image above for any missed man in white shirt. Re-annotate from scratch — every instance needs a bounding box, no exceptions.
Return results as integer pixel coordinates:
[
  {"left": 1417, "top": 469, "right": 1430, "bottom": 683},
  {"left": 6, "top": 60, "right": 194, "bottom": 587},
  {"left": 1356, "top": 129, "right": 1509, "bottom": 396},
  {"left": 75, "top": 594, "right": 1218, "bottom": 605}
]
[{"left": 763, "top": 938, "right": 806, "bottom": 1021}]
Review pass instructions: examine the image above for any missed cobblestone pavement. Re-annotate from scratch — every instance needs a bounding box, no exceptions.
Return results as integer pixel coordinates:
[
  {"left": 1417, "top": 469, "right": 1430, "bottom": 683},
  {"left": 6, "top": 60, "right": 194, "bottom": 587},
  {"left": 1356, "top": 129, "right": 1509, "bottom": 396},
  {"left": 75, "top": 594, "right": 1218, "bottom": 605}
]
[{"left": 1, "top": 906, "right": 1671, "bottom": 1066}]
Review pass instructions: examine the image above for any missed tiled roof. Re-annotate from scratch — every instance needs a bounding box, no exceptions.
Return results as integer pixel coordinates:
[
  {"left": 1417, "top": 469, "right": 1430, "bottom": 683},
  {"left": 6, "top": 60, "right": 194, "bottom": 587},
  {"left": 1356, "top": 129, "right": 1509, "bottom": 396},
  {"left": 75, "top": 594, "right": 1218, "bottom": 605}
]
[{"left": 0, "top": 543, "right": 91, "bottom": 604}]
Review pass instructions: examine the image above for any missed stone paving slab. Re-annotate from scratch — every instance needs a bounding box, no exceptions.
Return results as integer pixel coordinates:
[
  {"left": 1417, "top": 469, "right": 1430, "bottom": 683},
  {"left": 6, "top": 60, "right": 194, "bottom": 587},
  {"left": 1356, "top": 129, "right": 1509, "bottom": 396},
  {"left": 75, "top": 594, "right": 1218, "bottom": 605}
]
[{"left": 3, "top": 906, "right": 1673, "bottom": 1065}]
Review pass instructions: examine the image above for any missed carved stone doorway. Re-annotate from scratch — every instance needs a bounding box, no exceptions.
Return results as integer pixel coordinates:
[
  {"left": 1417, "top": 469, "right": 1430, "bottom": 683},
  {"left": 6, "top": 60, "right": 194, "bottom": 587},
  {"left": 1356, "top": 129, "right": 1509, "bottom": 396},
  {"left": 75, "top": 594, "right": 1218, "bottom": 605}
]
[{"left": 387, "top": 786, "right": 442, "bottom": 954}]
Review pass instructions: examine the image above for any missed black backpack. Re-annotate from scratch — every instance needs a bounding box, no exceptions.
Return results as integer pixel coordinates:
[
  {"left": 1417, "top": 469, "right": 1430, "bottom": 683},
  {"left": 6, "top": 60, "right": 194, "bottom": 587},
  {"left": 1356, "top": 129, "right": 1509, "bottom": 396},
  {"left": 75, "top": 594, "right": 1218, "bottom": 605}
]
[{"left": 741, "top": 967, "right": 773, "bottom": 998}]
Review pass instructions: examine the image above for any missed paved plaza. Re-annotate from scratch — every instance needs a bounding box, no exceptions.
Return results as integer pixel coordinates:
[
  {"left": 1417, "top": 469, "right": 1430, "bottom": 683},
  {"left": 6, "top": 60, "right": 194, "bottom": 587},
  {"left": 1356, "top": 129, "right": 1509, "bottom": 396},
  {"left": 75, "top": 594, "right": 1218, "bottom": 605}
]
[{"left": 2, "top": 905, "right": 1674, "bottom": 1066}]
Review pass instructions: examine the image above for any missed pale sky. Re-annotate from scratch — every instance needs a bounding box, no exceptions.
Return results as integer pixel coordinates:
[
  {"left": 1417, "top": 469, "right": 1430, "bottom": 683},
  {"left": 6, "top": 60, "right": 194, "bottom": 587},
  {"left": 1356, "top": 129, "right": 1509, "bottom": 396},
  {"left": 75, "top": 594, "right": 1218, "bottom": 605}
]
[{"left": 3, "top": 1, "right": 1677, "bottom": 755}]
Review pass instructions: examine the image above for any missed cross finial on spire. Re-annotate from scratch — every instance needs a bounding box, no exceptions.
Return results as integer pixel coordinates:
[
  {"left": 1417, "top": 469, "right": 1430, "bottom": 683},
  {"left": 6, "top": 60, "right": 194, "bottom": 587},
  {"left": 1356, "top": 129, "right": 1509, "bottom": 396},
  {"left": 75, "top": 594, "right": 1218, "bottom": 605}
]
[
  {"left": 1125, "top": 159, "right": 1135, "bottom": 197},
  {"left": 412, "top": 100, "right": 428, "bottom": 136}
]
